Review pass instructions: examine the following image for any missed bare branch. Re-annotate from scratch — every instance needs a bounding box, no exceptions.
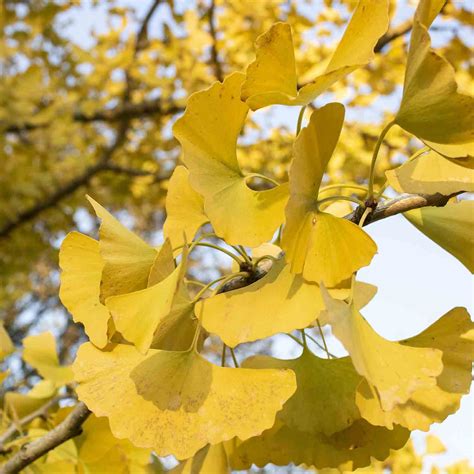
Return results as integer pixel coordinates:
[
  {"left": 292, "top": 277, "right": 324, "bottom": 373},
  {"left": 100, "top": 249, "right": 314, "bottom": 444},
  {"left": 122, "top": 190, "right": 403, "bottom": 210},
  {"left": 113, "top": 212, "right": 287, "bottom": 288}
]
[
  {"left": 3, "top": 99, "right": 183, "bottom": 134},
  {"left": 0, "top": 402, "right": 90, "bottom": 474},
  {"left": 208, "top": 0, "right": 223, "bottom": 82},
  {"left": 0, "top": 120, "right": 129, "bottom": 239}
]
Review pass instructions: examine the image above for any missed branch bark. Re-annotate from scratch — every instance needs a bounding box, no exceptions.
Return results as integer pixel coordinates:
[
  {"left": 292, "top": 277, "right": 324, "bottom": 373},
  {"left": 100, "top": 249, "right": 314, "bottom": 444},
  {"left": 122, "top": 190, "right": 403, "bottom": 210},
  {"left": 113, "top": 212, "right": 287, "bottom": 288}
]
[
  {"left": 0, "top": 402, "right": 91, "bottom": 474},
  {"left": 3, "top": 100, "right": 183, "bottom": 134},
  {"left": 0, "top": 397, "right": 67, "bottom": 453},
  {"left": 347, "top": 191, "right": 460, "bottom": 226},
  {"left": 208, "top": 0, "right": 223, "bottom": 82},
  {"left": 374, "top": 19, "right": 412, "bottom": 53}
]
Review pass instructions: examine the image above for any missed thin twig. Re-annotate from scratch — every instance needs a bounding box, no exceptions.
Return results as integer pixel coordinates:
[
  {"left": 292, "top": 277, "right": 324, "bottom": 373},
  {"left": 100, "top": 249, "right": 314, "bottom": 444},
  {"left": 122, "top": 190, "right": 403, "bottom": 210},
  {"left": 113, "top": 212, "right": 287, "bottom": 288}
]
[{"left": 0, "top": 396, "right": 68, "bottom": 453}]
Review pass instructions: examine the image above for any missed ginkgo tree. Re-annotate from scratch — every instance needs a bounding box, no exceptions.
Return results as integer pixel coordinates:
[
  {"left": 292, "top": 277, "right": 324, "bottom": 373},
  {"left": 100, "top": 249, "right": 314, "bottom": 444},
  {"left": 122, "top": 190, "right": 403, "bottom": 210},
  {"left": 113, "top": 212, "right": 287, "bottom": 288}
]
[{"left": 0, "top": 0, "right": 473, "bottom": 472}]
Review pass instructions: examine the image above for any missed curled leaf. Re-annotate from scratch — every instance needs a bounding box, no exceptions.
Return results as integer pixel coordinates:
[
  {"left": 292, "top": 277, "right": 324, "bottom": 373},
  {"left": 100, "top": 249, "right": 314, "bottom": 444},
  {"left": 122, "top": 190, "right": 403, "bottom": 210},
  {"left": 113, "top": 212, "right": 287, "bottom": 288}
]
[
  {"left": 241, "top": 1, "right": 390, "bottom": 110},
  {"left": 395, "top": 0, "right": 474, "bottom": 144},
  {"left": 87, "top": 196, "right": 157, "bottom": 300}
]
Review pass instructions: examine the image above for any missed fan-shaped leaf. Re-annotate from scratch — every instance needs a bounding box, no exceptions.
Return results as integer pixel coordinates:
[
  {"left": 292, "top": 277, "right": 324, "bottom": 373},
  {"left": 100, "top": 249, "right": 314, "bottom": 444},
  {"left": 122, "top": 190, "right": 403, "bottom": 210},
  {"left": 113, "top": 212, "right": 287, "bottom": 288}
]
[{"left": 73, "top": 343, "right": 296, "bottom": 460}]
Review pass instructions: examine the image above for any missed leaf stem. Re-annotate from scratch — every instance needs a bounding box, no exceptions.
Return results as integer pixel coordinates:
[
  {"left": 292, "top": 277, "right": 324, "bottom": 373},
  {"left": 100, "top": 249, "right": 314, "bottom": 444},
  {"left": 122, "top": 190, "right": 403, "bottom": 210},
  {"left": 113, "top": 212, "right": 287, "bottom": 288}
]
[
  {"left": 305, "top": 331, "right": 336, "bottom": 358},
  {"left": 317, "top": 320, "right": 331, "bottom": 359},
  {"left": 316, "top": 195, "right": 364, "bottom": 210},
  {"left": 230, "top": 348, "right": 239, "bottom": 367},
  {"left": 233, "top": 245, "right": 252, "bottom": 265},
  {"left": 211, "top": 271, "right": 250, "bottom": 295},
  {"left": 221, "top": 344, "right": 227, "bottom": 367},
  {"left": 367, "top": 120, "right": 396, "bottom": 200},
  {"left": 246, "top": 173, "right": 280, "bottom": 187},
  {"left": 319, "top": 184, "right": 369, "bottom": 195},
  {"left": 296, "top": 106, "right": 307, "bottom": 135},
  {"left": 175, "top": 241, "right": 242, "bottom": 265},
  {"left": 286, "top": 333, "right": 304, "bottom": 347}
]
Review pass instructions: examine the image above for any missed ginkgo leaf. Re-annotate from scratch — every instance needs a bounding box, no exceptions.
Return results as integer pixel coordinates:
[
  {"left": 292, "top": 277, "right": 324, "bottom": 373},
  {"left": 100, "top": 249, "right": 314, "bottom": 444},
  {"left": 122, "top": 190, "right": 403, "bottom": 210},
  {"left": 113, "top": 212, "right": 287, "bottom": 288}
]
[
  {"left": 241, "top": 1, "right": 389, "bottom": 110},
  {"left": 4, "top": 392, "right": 50, "bottom": 419},
  {"left": 228, "top": 418, "right": 409, "bottom": 472},
  {"left": 73, "top": 342, "right": 296, "bottom": 460},
  {"left": 425, "top": 435, "right": 446, "bottom": 455},
  {"left": 322, "top": 288, "right": 443, "bottom": 411},
  {"left": 281, "top": 103, "right": 376, "bottom": 285},
  {"left": 171, "top": 444, "right": 230, "bottom": 474},
  {"left": 395, "top": 0, "right": 474, "bottom": 144},
  {"left": 59, "top": 231, "right": 110, "bottom": 348},
  {"left": 163, "top": 166, "right": 208, "bottom": 249},
  {"left": 22, "top": 332, "right": 74, "bottom": 385},
  {"left": 147, "top": 238, "right": 175, "bottom": 287},
  {"left": 243, "top": 350, "right": 361, "bottom": 436},
  {"left": 424, "top": 141, "right": 474, "bottom": 160},
  {"left": 356, "top": 307, "right": 474, "bottom": 431},
  {"left": 86, "top": 195, "right": 157, "bottom": 300},
  {"left": 173, "top": 72, "right": 288, "bottom": 247},
  {"left": 199, "top": 258, "right": 326, "bottom": 347},
  {"left": 386, "top": 150, "right": 474, "bottom": 195},
  {"left": 106, "top": 248, "right": 190, "bottom": 354},
  {"left": 0, "top": 322, "right": 14, "bottom": 359},
  {"left": 78, "top": 414, "right": 152, "bottom": 471},
  {"left": 404, "top": 200, "right": 474, "bottom": 273},
  {"left": 317, "top": 279, "right": 378, "bottom": 326}
]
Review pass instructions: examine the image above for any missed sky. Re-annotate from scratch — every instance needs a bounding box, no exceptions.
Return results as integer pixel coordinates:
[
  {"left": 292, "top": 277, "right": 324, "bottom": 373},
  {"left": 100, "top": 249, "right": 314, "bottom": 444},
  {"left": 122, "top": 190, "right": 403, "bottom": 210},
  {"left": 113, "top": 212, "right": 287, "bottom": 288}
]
[{"left": 58, "top": 1, "right": 474, "bottom": 471}]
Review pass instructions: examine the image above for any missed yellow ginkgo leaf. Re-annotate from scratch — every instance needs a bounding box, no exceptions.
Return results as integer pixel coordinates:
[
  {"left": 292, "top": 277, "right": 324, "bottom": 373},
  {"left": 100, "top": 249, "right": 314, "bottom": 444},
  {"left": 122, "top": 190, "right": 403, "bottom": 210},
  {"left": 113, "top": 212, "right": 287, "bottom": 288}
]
[
  {"left": 199, "top": 258, "right": 328, "bottom": 347},
  {"left": 22, "top": 332, "right": 74, "bottom": 385},
  {"left": 424, "top": 141, "right": 474, "bottom": 160},
  {"left": 404, "top": 200, "right": 474, "bottom": 273},
  {"left": 163, "top": 166, "right": 208, "bottom": 249},
  {"left": 171, "top": 444, "right": 230, "bottom": 474},
  {"left": 241, "top": 1, "right": 389, "bottom": 110},
  {"left": 395, "top": 0, "right": 474, "bottom": 144},
  {"left": 78, "top": 415, "right": 152, "bottom": 471},
  {"left": 243, "top": 350, "right": 361, "bottom": 436},
  {"left": 73, "top": 342, "right": 296, "bottom": 460},
  {"left": 281, "top": 103, "right": 376, "bottom": 285},
  {"left": 425, "top": 435, "right": 446, "bottom": 455},
  {"left": 0, "top": 322, "right": 14, "bottom": 359},
  {"left": 229, "top": 418, "right": 409, "bottom": 472},
  {"left": 173, "top": 72, "right": 288, "bottom": 247},
  {"left": 59, "top": 231, "right": 110, "bottom": 348},
  {"left": 147, "top": 238, "right": 175, "bottom": 287},
  {"left": 86, "top": 195, "right": 157, "bottom": 300},
  {"left": 106, "top": 248, "right": 190, "bottom": 354},
  {"left": 322, "top": 289, "right": 443, "bottom": 411},
  {"left": 386, "top": 150, "right": 474, "bottom": 195},
  {"left": 4, "top": 392, "right": 49, "bottom": 419},
  {"left": 356, "top": 307, "right": 474, "bottom": 431}
]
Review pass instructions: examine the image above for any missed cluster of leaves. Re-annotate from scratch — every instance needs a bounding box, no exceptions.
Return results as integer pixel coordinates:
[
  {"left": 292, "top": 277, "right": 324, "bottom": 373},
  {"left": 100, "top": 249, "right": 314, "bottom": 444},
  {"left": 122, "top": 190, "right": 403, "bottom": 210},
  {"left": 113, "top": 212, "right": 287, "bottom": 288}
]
[{"left": 1, "top": 0, "right": 473, "bottom": 472}]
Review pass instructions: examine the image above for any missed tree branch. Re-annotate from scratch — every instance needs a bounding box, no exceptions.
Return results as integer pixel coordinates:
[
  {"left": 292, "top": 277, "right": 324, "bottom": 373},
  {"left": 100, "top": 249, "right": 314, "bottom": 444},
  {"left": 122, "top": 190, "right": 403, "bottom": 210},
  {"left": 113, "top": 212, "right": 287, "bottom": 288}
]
[
  {"left": 347, "top": 192, "right": 461, "bottom": 225},
  {"left": 0, "top": 396, "right": 68, "bottom": 453},
  {"left": 374, "top": 19, "right": 412, "bottom": 53},
  {"left": 0, "top": 402, "right": 91, "bottom": 474},
  {"left": 208, "top": 0, "right": 223, "bottom": 81},
  {"left": 3, "top": 99, "right": 183, "bottom": 134},
  {"left": 0, "top": 120, "right": 130, "bottom": 240}
]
